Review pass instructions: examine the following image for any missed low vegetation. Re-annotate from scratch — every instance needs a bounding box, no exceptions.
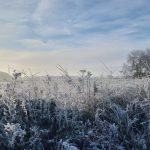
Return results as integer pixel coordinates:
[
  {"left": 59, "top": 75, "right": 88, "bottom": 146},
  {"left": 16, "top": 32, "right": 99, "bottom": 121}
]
[{"left": 0, "top": 68, "right": 150, "bottom": 149}]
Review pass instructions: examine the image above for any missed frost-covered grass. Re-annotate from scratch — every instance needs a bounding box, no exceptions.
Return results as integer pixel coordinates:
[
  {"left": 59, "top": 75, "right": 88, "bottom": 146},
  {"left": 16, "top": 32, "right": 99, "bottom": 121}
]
[{"left": 0, "top": 75, "right": 150, "bottom": 150}]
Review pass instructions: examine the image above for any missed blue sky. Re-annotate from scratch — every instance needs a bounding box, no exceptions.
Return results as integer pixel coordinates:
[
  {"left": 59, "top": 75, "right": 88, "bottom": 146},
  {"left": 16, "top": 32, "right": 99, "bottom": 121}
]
[{"left": 0, "top": 0, "right": 150, "bottom": 75}]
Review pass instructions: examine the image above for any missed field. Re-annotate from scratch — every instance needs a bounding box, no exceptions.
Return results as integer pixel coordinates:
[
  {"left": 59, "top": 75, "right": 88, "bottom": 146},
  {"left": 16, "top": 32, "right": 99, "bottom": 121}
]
[{"left": 0, "top": 74, "right": 150, "bottom": 150}]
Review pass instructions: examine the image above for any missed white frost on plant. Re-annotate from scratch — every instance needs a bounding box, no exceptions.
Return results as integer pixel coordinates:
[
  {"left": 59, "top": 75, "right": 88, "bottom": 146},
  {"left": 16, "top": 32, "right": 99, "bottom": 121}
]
[
  {"left": 4, "top": 123, "right": 26, "bottom": 147},
  {"left": 60, "top": 141, "right": 79, "bottom": 150}
]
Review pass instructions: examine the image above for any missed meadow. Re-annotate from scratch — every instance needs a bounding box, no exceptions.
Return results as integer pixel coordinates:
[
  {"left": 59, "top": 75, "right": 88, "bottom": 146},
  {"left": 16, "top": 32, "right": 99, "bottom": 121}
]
[{"left": 0, "top": 71, "right": 150, "bottom": 150}]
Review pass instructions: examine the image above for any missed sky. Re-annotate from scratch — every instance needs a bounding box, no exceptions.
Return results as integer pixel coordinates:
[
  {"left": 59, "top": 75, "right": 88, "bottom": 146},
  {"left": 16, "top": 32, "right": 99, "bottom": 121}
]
[{"left": 0, "top": 0, "right": 150, "bottom": 76}]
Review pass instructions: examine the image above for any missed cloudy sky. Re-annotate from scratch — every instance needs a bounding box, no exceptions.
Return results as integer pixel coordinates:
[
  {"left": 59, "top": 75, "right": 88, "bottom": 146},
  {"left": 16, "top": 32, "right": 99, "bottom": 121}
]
[{"left": 0, "top": 0, "right": 150, "bottom": 76}]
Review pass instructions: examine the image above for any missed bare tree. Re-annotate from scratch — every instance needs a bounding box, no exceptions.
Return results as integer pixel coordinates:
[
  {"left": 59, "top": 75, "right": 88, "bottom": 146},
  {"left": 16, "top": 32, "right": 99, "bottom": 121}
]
[{"left": 122, "top": 49, "right": 150, "bottom": 78}]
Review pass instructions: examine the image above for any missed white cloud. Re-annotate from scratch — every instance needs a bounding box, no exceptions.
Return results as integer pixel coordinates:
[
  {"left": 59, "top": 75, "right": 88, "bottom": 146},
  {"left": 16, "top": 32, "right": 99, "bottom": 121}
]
[
  {"left": 32, "top": 0, "right": 56, "bottom": 24},
  {"left": 1, "top": 33, "right": 150, "bottom": 76},
  {"left": 0, "top": 0, "right": 150, "bottom": 76}
]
